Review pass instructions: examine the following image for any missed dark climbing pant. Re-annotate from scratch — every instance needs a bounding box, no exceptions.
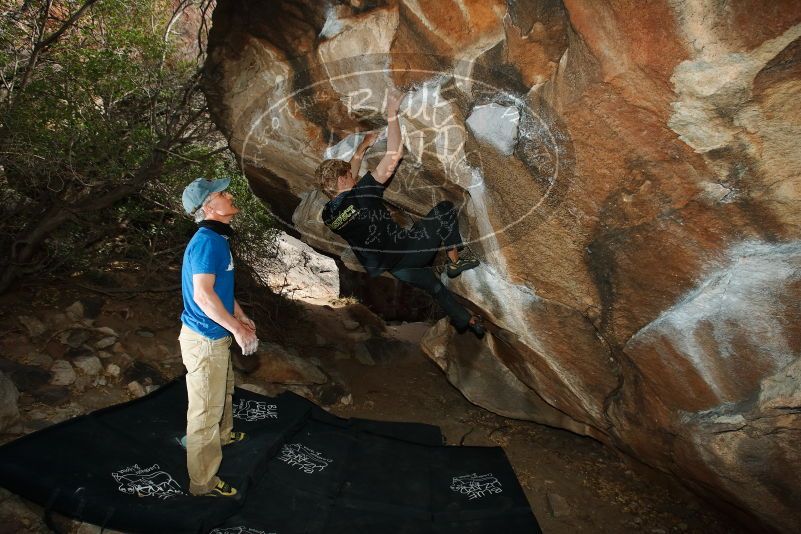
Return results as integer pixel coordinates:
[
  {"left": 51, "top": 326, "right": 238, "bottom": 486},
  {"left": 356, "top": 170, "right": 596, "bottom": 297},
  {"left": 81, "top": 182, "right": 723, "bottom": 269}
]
[
  {"left": 389, "top": 201, "right": 471, "bottom": 330},
  {"left": 390, "top": 267, "right": 471, "bottom": 330},
  {"left": 391, "top": 200, "right": 463, "bottom": 269}
]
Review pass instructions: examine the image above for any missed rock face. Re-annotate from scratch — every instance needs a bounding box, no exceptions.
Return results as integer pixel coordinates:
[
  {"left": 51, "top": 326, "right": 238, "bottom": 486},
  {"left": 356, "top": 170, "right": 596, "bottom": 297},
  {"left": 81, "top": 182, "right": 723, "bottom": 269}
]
[
  {"left": 204, "top": 1, "right": 801, "bottom": 531},
  {"left": 259, "top": 231, "right": 340, "bottom": 303}
]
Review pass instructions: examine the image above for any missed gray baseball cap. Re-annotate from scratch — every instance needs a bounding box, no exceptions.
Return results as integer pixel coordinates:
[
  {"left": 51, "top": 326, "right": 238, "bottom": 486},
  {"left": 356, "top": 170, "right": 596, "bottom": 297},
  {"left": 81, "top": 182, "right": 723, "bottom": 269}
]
[{"left": 181, "top": 177, "right": 231, "bottom": 214}]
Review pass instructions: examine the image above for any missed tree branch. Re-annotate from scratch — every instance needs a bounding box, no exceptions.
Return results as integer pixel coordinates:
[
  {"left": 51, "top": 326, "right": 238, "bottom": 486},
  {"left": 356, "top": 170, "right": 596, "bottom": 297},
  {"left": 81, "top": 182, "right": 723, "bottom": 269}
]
[{"left": 18, "top": 0, "right": 100, "bottom": 92}]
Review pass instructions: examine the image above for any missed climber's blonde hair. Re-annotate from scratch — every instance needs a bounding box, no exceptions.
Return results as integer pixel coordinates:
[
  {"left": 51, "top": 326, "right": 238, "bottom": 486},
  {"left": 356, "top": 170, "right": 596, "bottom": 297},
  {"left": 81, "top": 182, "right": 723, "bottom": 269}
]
[{"left": 316, "top": 159, "right": 351, "bottom": 197}]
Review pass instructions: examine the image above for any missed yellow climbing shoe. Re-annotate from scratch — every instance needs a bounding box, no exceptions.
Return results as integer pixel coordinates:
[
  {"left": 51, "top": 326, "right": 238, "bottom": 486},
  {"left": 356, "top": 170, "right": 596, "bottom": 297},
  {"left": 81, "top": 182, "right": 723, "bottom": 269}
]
[
  {"left": 206, "top": 479, "right": 237, "bottom": 497},
  {"left": 224, "top": 431, "right": 247, "bottom": 446}
]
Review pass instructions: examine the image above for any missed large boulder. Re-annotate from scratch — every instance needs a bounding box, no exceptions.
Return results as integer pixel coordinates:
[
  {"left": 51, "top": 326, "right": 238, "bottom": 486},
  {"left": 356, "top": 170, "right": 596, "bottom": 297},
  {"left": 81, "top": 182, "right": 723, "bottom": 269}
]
[
  {"left": 259, "top": 231, "right": 340, "bottom": 303},
  {"left": 204, "top": 1, "right": 801, "bottom": 531}
]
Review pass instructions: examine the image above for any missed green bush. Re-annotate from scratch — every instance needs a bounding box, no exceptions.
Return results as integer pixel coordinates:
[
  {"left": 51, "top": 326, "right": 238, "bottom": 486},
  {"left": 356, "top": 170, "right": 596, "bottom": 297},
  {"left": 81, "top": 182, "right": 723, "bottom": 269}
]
[{"left": 0, "top": 0, "right": 278, "bottom": 289}]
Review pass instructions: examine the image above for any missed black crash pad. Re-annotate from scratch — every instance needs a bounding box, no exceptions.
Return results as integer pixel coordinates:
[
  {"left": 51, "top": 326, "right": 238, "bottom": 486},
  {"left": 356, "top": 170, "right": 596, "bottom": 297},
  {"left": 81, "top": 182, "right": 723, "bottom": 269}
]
[{"left": 0, "top": 378, "right": 541, "bottom": 533}]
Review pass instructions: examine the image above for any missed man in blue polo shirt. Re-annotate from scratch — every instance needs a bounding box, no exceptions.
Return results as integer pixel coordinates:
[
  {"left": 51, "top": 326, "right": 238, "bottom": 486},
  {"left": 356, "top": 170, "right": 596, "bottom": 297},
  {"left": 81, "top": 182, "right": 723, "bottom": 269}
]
[{"left": 179, "top": 176, "right": 259, "bottom": 498}]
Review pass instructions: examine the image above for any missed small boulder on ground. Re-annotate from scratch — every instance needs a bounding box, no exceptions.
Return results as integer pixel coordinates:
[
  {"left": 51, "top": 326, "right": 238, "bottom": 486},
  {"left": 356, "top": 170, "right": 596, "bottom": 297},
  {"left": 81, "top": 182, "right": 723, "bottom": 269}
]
[
  {"left": 17, "top": 316, "right": 46, "bottom": 338},
  {"left": 250, "top": 343, "right": 327, "bottom": 385},
  {"left": 65, "top": 301, "right": 85, "bottom": 322},
  {"left": 546, "top": 492, "right": 571, "bottom": 518},
  {"left": 342, "top": 319, "right": 360, "bottom": 331},
  {"left": 95, "top": 326, "right": 118, "bottom": 337},
  {"left": 344, "top": 303, "right": 386, "bottom": 334},
  {"left": 73, "top": 355, "right": 102, "bottom": 376},
  {"left": 61, "top": 329, "right": 89, "bottom": 349},
  {"left": 50, "top": 360, "right": 76, "bottom": 386},
  {"left": 95, "top": 336, "right": 117, "bottom": 349},
  {"left": 105, "top": 363, "right": 121, "bottom": 378},
  {"left": 127, "top": 381, "right": 146, "bottom": 398},
  {"left": 353, "top": 343, "right": 375, "bottom": 366}
]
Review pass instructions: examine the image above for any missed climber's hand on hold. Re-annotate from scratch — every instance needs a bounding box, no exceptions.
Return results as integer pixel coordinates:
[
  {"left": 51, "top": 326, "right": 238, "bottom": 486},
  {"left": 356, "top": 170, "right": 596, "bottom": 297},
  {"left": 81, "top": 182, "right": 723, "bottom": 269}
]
[
  {"left": 361, "top": 131, "right": 379, "bottom": 149},
  {"left": 386, "top": 88, "right": 404, "bottom": 114}
]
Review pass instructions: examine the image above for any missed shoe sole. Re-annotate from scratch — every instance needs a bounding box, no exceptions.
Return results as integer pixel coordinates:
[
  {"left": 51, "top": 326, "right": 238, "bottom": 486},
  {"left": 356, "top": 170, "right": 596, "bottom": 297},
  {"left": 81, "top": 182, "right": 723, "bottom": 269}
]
[
  {"left": 205, "top": 484, "right": 238, "bottom": 497},
  {"left": 447, "top": 260, "right": 480, "bottom": 278},
  {"left": 207, "top": 491, "right": 237, "bottom": 497},
  {"left": 224, "top": 435, "right": 247, "bottom": 446},
  {"left": 181, "top": 434, "right": 246, "bottom": 449}
]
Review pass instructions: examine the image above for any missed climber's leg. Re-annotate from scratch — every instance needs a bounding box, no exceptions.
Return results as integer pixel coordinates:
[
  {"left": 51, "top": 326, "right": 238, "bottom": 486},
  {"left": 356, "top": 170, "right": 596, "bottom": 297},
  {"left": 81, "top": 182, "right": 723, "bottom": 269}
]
[
  {"left": 389, "top": 267, "right": 471, "bottom": 330},
  {"left": 412, "top": 201, "right": 479, "bottom": 277}
]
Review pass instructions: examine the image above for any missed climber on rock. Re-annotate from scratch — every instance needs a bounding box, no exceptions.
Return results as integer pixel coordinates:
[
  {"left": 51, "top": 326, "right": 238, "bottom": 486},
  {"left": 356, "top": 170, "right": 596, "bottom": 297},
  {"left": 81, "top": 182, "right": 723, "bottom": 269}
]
[{"left": 318, "top": 88, "right": 484, "bottom": 337}]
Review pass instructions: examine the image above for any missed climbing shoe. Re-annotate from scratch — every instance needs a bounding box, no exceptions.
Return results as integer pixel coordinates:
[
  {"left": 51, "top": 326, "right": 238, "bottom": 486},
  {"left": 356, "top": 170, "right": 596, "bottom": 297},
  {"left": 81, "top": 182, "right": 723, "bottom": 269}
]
[
  {"left": 447, "top": 248, "right": 480, "bottom": 278},
  {"left": 467, "top": 315, "right": 485, "bottom": 339},
  {"left": 205, "top": 479, "right": 237, "bottom": 497},
  {"left": 224, "top": 431, "right": 247, "bottom": 445}
]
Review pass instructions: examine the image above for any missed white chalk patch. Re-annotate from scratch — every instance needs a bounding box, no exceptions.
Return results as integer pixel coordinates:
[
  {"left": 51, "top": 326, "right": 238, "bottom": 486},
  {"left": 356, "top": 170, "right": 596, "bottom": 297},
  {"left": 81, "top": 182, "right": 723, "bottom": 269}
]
[
  {"left": 319, "top": 3, "right": 345, "bottom": 39},
  {"left": 323, "top": 131, "right": 366, "bottom": 161},
  {"left": 466, "top": 103, "right": 520, "bottom": 156},
  {"left": 629, "top": 241, "right": 801, "bottom": 399}
]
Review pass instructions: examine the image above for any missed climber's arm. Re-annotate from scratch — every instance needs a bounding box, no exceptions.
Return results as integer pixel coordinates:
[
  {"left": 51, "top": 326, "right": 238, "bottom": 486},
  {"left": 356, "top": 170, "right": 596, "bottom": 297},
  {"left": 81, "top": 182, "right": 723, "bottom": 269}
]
[
  {"left": 349, "top": 131, "right": 379, "bottom": 180},
  {"left": 373, "top": 89, "right": 405, "bottom": 185}
]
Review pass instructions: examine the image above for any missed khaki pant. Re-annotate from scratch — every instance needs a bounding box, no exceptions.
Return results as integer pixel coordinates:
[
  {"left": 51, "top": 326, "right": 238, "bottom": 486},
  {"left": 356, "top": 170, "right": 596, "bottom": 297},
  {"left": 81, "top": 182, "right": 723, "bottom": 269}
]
[{"left": 178, "top": 325, "right": 235, "bottom": 495}]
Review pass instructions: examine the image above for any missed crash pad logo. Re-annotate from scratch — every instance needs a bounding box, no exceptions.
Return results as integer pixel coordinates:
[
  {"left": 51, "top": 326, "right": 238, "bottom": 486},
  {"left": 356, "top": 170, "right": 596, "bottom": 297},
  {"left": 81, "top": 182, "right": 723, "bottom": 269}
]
[
  {"left": 233, "top": 399, "right": 278, "bottom": 421},
  {"left": 450, "top": 473, "right": 503, "bottom": 500},
  {"left": 210, "top": 527, "right": 274, "bottom": 534},
  {"left": 278, "top": 443, "right": 332, "bottom": 474},
  {"left": 112, "top": 463, "right": 183, "bottom": 499}
]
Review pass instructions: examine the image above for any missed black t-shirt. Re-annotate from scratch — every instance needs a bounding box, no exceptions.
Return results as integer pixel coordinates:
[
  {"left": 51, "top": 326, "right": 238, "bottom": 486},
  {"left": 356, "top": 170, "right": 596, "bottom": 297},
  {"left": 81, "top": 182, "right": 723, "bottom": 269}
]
[{"left": 322, "top": 172, "right": 407, "bottom": 277}]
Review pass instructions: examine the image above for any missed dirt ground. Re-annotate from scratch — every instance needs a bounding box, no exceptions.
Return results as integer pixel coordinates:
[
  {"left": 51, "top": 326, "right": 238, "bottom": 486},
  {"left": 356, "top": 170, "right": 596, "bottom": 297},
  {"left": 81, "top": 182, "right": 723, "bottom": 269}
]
[{"left": 0, "top": 281, "right": 747, "bottom": 534}]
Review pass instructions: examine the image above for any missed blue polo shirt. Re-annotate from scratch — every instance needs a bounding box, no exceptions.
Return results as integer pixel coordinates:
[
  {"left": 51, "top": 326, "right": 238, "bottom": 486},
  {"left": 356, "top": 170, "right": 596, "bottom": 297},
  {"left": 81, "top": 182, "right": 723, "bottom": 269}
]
[{"left": 180, "top": 227, "right": 235, "bottom": 339}]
